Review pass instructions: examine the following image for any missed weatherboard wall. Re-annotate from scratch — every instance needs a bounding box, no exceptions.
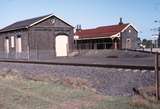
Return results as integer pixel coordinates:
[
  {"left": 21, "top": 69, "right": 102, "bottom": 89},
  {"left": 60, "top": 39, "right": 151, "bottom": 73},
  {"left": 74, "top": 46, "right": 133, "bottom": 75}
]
[
  {"left": 28, "top": 16, "right": 74, "bottom": 60},
  {"left": 0, "top": 30, "right": 29, "bottom": 59}
]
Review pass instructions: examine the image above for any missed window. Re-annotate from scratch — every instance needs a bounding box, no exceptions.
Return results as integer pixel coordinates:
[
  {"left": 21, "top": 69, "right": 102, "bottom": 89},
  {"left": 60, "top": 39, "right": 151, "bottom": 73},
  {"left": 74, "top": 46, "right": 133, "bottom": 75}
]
[
  {"left": 5, "top": 37, "right": 9, "bottom": 53},
  {"left": 129, "top": 29, "right": 131, "bottom": 33},
  {"left": 11, "top": 36, "right": 15, "bottom": 48},
  {"left": 16, "top": 35, "right": 22, "bottom": 53}
]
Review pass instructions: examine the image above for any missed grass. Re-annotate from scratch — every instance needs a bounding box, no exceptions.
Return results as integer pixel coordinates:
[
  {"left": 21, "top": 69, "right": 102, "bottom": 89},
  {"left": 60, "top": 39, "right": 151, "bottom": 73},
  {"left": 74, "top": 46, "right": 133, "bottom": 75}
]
[
  {"left": 0, "top": 75, "right": 101, "bottom": 109},
  {"left": 82, "top": 96, "right": 160, "bottom": 109},
  {"left": 87, "top": 97, "right": 149, "bottom": 109},
  {"left": 0, "top": 73, "right": 160, "bottom": 109}
]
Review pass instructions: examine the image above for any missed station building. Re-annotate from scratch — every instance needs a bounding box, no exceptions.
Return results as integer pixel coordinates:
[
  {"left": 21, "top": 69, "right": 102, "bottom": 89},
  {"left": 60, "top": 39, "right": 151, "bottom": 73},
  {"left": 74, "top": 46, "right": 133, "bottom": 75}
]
[{"left": 75, "top": 19, "right": 138, "bottom": 50}]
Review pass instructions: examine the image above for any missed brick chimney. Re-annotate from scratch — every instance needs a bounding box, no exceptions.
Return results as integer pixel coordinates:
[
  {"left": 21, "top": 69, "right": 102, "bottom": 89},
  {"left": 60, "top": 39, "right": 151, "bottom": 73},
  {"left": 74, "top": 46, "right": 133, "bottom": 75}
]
[
  {"left": 119, "top": 17, "right": 123, "bottom": 25},
  {"left": 76, "top": 25, "right": 82, "bottom": 32}
]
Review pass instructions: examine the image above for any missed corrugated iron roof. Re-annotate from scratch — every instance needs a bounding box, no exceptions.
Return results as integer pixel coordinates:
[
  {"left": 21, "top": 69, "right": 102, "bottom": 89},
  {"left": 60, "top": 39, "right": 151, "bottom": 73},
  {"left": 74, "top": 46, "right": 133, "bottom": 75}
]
[
  {"left": 75, "top": 23, "right": 129, "bottom": 39},
  {"left": 0, "top": 14, "right": 52, "bottom": 33}
]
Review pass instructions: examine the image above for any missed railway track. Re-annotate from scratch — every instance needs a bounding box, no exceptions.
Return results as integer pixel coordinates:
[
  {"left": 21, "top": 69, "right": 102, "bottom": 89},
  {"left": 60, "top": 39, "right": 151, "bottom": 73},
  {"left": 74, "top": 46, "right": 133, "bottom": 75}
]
[
  {"left": 0, "top": 49, "right": 158, "bottom": 70},
  {"left": 0, "top": 59, "right": 156, "bottom": 70}
]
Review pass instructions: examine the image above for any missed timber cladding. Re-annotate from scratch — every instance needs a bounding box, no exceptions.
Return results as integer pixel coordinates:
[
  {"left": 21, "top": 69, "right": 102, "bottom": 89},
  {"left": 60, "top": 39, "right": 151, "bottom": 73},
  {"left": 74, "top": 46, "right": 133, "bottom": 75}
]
[{"left": 0, "top": 14, "right": 74, "bottom": 60}]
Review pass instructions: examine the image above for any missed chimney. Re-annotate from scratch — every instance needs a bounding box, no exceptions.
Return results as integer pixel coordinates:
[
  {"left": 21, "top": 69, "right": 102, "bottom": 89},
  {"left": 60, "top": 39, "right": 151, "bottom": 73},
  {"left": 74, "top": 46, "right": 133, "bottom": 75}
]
[
  {"left": 76, "top": 24, "right": 82, "bottom": 32},
  {"left": 119, "top": 17, "right": 123, "bottom": 25}
]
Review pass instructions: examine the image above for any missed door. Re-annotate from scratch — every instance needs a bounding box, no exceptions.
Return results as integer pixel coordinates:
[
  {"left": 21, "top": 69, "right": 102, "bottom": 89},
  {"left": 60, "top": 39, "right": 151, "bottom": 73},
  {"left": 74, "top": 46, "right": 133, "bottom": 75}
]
[
  {"left": 126, "top": 38, "right": 131, "bottom": 49},
  {"left": 5, "top": 37, "right": 9, "bottom": 54},
  {"left": 55, "top": 35, "right": 68, "bottom": 57}
]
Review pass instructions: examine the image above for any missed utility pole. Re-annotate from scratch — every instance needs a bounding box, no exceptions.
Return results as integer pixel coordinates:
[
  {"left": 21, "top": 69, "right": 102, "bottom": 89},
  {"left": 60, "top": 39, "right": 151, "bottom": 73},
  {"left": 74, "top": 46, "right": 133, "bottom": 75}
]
[
  {"left": 155, "top": 52, "right": 160, "bottom": 101},
  {"left": 158, "top": 27, "right": 160, "bottom": 48},
  {"left": 153, "top": 20, "right": 160, "bottom": 101},
  {"left": 154, "top": 20, "right": 160, "bottom": 48}
]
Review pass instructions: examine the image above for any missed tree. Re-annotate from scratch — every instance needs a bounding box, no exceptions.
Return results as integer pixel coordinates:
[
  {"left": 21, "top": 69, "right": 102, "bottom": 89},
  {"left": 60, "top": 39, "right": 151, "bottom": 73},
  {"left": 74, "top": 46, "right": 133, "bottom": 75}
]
[{"left": 141, "top": 39, "right": 153, "bottom": 48}]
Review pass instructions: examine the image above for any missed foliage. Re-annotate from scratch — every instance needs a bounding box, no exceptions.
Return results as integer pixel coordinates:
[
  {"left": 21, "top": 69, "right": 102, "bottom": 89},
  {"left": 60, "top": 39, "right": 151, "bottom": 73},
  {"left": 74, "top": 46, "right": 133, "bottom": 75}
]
[{"left": 142, "top": 39, "right": 153, "bottom": 48}]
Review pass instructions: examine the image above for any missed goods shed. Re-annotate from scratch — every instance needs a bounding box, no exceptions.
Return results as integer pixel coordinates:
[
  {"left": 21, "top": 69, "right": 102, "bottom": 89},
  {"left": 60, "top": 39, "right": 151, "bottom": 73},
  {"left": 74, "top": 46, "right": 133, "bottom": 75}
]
[{"left": 0, "top": 14, "right": 74, "bottom": 60}]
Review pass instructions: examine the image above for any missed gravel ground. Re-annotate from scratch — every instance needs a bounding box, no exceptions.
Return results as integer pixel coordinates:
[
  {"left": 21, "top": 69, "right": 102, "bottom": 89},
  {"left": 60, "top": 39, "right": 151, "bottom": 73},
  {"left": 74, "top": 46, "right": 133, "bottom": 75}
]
[{"left": 0, "top": 62, "right": 156, "bottom": 96}]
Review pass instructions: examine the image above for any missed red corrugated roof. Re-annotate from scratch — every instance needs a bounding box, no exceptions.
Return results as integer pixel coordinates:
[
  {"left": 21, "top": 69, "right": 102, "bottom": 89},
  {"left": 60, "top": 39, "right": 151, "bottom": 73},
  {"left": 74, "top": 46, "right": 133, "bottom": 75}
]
[{"left": 75, "top": 23, "right": 129, "bottom": 39}]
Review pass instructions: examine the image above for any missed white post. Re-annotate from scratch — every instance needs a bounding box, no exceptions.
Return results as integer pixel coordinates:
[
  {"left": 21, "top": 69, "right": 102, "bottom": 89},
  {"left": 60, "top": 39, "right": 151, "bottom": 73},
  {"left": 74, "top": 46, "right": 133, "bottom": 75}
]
[
  {"left": 27, "top": 45, "right": 29, "bottom": 60},
  {"left": 115, "top": 42, "right": 117, "bottom": 50},
  {"left": 74, "top": 35, "right": 79, "bottom": 50}
]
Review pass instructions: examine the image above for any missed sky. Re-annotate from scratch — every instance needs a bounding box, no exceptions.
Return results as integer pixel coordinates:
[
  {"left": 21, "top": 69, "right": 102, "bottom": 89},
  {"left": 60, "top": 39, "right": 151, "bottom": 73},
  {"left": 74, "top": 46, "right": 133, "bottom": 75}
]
[{"left": 0, "top": 0, "right": 160, "bottom": 40}]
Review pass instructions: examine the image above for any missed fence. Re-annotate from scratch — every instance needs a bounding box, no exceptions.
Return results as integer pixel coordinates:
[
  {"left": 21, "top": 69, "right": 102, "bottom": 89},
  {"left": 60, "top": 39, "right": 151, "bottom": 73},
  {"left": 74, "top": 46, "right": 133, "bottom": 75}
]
[{"left": 123, "top": 49, "right": 160, "bottom": 101}]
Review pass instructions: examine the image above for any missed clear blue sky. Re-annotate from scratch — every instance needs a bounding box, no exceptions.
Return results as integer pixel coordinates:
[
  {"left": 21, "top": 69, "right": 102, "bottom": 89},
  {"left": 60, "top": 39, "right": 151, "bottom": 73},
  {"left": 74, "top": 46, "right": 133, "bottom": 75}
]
[{"left": 0, "top": 0, "right": 160, "bottom": 39}]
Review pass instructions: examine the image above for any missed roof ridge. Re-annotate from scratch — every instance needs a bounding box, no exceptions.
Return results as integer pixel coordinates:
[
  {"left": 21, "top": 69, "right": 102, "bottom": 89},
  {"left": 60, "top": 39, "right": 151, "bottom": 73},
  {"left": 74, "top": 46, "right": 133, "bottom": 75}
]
[
  {"left": 78, "top": 23, "right": 130, "bottom": 32},
  {"left": 96, "top": 23, "right": 130, "bottom": 28},
  {"left": 13, "top": 14, "right": 52, "bottom": 25}
]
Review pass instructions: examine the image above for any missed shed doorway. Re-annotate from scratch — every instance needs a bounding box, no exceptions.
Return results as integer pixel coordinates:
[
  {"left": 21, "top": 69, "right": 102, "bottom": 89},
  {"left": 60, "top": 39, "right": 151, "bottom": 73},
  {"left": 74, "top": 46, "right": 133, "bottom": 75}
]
[{"left": 55, "top": 35, "right": 68, "bottom": 57}]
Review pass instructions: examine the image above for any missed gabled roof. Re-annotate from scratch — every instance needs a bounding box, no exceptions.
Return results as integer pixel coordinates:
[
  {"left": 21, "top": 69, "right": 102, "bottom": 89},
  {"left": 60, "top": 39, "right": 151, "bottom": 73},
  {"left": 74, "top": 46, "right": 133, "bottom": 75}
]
[
  {"left": 0, "top": 14, "right": 73, "bottom": 33},
  {"left": 75, "top": 23, "right": 130, "bottom": 39}
]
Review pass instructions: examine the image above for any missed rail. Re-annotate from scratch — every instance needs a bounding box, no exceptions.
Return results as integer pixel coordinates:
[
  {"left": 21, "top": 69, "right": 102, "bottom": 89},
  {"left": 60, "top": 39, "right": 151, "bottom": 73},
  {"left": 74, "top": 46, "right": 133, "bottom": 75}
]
[
  {"left": 123, "top": 48, "right": 160, "bottom": 54},
  {"left": 0, "top": 59, "right": 157, "bottom": 70}
]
